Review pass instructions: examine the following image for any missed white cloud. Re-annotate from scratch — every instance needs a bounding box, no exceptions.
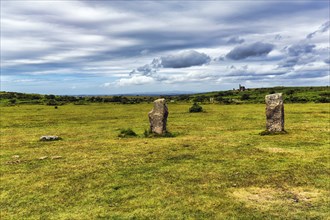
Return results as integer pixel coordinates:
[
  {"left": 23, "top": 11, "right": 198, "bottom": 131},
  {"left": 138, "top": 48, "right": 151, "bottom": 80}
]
[{"left": 115, "top": 75, "right": 155, "bottom": 86}]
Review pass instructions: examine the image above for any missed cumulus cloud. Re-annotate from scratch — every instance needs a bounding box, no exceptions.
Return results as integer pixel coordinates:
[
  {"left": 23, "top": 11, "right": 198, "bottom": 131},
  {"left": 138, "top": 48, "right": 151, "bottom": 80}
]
[
  {"left": 324, "top": 58, "right": 330, "bottom": 64},
  {"left": 161, "top": 50, "right": 211, "bottom": 68},
  {"left": 226, "top": 42, "right": 274, "bottom": 60},
  {"left": 129, "top": 58, "right": 162, "bottom": 76},
  {"left": 130, "top": 50, "right": 211, "bottom": 77},
  {"left": 116, "top": 75, "right": 155, "bottom": 86}
]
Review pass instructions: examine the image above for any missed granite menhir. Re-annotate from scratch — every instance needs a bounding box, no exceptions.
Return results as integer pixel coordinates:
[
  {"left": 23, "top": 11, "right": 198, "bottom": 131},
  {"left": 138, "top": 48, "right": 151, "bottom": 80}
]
[
  {"left": 265, "top": 93, "right": 285, "bottom": 132},
  {"left": 148, "top": 98, "right": 168, "bottom": 134}
]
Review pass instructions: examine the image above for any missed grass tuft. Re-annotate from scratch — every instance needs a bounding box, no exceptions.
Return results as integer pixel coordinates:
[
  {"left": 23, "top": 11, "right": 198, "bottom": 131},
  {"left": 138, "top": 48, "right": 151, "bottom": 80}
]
[
  {"left": 259, "top": 130, "right": 288, "bottom": 136},
  {"left": 118, "top": 128, "right": 137, "bottom": 138},
  {"left": 143, "top": 129, "right": 177, "bottom": 138}
]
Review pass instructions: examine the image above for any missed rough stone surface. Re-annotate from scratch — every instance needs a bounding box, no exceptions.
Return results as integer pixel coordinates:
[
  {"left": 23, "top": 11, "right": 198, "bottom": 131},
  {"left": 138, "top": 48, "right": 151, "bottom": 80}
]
[
  {"left": 265, "top": 93, "right": 284, "bottom": 132},
  {"left": 39, "top": 136, "right": 60, "bottom": 141},
  {"left": 148, "top": 98, "right": 168, "bottom": 134},
  {"left": 39, "top": 156, "right": 48, "bottom": 160}
]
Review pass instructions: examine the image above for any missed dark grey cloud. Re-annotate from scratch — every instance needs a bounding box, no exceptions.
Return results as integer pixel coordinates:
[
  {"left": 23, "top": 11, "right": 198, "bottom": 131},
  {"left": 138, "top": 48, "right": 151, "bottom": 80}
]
[
  {"left": 287, "top": 43, "right": 315, "bottom": 56},
  {"left": 278, "top": 57, "right": 299, "bottom": 68},
  {"left": 226, "top": 42, "right": 274, "bottom": 60},
  {"left": 136, "top": 64, "right": 156, "bottom": 76},
  {"left": 222, "top": 1, "right": 327, "bottom": 24},
  {"left": 131, "top": 50, "right": 211, "bottom": 76},
  {"left": 227, "top": 36, "right": 245, "bottom": 44},
  {"left": 324, "top": 58, "right": 330, "bottom": 64},
  {"left": 130, "top": 58, "right": 161, "bottom": 76},
  {"left": 161, "top": 50, "right": 210, "bottom": 68},
  {"left": 277, "top": 41, "right": 320, "bottom": 68},
  {"left": 274, "top": 34, "right": 282, "bottom": 40}
]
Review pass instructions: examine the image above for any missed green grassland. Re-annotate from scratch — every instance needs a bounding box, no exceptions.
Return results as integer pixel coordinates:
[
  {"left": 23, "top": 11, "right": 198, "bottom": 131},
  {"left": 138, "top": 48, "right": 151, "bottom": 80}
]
[{"left": 1, "top": 103, "right": 329, "bottom": 219}]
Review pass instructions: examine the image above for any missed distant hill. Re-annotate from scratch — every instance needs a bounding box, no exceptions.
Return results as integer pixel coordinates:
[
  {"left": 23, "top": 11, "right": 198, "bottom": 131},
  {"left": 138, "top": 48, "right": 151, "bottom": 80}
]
[
  {"left": 190, "top": 86, "right": 329, "bottom": 104},
  {"left": 0, "top": 86, "right": 329, "bottom": 105}
]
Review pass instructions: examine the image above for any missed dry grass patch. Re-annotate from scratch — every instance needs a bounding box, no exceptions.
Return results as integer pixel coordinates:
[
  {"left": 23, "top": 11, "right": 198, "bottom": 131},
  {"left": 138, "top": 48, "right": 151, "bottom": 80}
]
[
  {"left": 259, "top": 147, "right": 294, "bottom": 154},
  {"left": 231, "top": 186, "right": 328, "bottom": 211}
]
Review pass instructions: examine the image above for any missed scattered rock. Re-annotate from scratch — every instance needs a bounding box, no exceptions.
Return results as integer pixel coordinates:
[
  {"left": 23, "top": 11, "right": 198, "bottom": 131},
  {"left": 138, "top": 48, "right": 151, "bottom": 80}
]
[
  {"left": 6, "top": 160, "right": 21, "bottom": 165},
  {"left": 265, "top": 93, "right": 285, "bottom": 132},
  {"left": 148, "top": 98, "right": 168, "bottom": 134},
  {"left": 38, "top": 156, "right": 48, "bottom": 160},
  {"left": 39, "top": 136, "right": 61, "bottom": 141},
  {"left": 51, "top": 156, "right": 62, "bottom": 160}
]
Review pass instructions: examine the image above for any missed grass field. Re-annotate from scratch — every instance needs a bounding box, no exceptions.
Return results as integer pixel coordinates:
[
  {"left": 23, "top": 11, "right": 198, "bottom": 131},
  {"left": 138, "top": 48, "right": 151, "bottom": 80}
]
[{"left": 1, "top": 103, "right": 329, "bottom": 219}]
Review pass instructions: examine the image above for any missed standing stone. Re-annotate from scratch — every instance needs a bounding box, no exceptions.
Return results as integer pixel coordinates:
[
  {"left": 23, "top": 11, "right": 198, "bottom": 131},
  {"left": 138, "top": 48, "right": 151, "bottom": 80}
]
[
  {"left": 265, "top": 93, "right": 285, "bottom": 132},
  {"left": 148, "top": 98, "right": 168, "bottom": 134}
]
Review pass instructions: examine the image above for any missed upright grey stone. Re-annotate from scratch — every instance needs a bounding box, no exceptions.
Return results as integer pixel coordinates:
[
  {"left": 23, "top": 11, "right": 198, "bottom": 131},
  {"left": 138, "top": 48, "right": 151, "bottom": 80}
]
[
  {"left": 148, "top": 98, "right": 168, "bottom": 134},
  {"left": 265, "top": 93, "right": 284, "bottom": 132}
]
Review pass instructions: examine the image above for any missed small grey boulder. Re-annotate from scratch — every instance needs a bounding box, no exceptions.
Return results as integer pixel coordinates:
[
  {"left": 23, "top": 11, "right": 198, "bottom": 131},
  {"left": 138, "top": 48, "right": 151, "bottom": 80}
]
[{"left": 39, "top": 136, "right": 61, "bottom": 141}]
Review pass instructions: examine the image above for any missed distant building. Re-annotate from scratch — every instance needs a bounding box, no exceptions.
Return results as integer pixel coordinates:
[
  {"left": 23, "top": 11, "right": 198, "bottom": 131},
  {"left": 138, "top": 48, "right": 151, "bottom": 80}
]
[{"left": 239, "top": 84, "right": 246, "bottom": 91}]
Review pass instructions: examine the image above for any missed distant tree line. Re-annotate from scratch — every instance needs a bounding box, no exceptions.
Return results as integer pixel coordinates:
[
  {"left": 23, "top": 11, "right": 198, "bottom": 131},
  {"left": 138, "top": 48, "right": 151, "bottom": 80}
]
[{"left": 1, "top": 86, "right": 329, "bottom": 105}]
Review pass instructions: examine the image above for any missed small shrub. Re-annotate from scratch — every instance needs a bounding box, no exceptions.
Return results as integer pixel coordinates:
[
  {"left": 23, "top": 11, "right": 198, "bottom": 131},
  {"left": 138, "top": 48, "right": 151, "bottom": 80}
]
[
  {"left": 222, "top": 98, "right": 234, "bottom": 104},
  {"left": 285, "top": 89, "right": 295, "bottom": 95},
  {"left": 45, "top": 99, "right": 58, "bottom": 106},
  {"left": 193, "top": 95, "right": 207, "bottom": 103},
  {"left": 74, "top": 100, "right": 87, "bottom": 105},
  {"left": 241, "top": 93, "right": 250, "bottom": 100},
  {"left": 317, "top": 96, "right": 330, "bottom": 103},
  {"left": 8, "top": 99, "right": 17, "bottom": 105},
  {"left": 189, "top": 103, "right": 203, "bottom": 113},
  {"left": 118, "top": 128, "right": 137, "bottom": 138}
]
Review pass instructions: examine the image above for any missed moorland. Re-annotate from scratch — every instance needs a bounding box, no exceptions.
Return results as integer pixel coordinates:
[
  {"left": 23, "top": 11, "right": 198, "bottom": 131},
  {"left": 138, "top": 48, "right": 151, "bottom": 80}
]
[{"left": 0, "top": 86, "right": 329, "bottom": 219}]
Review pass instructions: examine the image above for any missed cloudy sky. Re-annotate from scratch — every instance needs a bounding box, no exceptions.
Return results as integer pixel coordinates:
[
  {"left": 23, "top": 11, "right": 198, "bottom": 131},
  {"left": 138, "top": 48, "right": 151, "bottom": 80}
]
[{"left": 1, "top": 0, "right": 329, "bottom": 95}]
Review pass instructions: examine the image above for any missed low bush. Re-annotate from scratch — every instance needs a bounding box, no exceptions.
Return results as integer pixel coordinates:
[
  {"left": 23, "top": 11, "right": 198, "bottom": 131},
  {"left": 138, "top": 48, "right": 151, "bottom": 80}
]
[
  {"left": 241, "top": 93, "right": 250, "bottom": 100},
  {"left": 189, "top": 102, "right": 203, "bottom": 113},
  {"left": 118, "top": 128, "right": 137, "bottom": 138},
  {"left": 45, "top": 99, "right": 58, "bottom": 106}
]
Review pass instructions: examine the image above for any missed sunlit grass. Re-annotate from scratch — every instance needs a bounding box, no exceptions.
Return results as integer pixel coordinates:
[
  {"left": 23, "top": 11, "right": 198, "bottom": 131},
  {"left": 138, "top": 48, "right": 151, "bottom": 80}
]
[{"left": 1, "top": 103, "right": 329, "bottom": 219}]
